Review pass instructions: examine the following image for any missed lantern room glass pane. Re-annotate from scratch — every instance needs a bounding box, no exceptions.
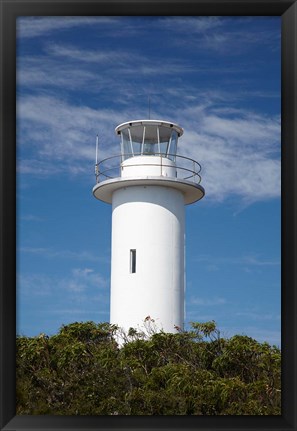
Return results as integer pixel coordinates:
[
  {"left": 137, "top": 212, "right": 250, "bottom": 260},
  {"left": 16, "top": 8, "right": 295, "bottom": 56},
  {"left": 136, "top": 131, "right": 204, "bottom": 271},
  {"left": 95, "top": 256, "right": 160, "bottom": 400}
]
[
  {"left": 132, "top": 140, "right": 142, "bottom": 155},
  {"left": 159, "top": 127, "right": 170, "bottom": 157},
  {"left": 121, "top": 129, "right": 132, "bottom": 160},
  {"left": 143, "top": 142, "right": 157, "bottom": 155},
  {"left": 168, "top": 130, "right": 178, "bottom": 161},
  {"left": 130, "top": 125, "right": 143, "bottom": 156},
  {"left": 142, "top": 126, "right": 158, "bottom": 155},
  {"left": 159, "top": 140, "right": 169, "bottom": 155}
]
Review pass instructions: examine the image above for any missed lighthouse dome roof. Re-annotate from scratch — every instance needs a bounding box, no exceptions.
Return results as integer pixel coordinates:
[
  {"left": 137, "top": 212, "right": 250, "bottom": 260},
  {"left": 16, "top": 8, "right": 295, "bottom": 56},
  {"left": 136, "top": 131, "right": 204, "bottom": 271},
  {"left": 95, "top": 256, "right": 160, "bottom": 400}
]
[{"left": 115, "top": 119, "right": 183, "bottom": 138}]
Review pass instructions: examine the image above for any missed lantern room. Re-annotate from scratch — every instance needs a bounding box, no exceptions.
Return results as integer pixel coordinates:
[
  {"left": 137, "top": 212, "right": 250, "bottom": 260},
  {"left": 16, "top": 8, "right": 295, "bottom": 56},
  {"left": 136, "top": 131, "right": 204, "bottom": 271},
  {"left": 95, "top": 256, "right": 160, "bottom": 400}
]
[
  {"left": 115, "top": 120, "right": 183, "bottom": 162},
  {"left": 93, "top": 118, "right": 204, "bottom": 205}
]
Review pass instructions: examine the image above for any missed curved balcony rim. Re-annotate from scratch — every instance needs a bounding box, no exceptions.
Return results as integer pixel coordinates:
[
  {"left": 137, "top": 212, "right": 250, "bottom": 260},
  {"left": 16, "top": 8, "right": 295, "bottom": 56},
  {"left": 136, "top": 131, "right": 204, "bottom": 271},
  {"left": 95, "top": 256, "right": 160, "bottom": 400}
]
[{"left": 95, "top": 153, "right": 202, "bottom": 185}]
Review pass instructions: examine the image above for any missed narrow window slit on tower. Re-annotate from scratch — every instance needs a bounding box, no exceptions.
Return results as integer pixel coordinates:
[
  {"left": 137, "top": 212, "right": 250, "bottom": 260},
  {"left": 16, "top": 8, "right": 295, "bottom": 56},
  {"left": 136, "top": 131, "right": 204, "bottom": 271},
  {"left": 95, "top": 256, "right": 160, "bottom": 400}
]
[{"left": 130, "top": 249, "right": 136, "bottom": 273}]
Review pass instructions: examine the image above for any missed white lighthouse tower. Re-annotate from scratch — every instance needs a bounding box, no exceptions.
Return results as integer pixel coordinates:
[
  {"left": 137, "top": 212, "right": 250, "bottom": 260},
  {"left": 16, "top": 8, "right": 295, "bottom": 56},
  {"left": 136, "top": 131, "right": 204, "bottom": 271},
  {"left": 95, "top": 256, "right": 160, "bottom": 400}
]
[{"left": 93, "top": 119, "right": 204, "bottom": 335}]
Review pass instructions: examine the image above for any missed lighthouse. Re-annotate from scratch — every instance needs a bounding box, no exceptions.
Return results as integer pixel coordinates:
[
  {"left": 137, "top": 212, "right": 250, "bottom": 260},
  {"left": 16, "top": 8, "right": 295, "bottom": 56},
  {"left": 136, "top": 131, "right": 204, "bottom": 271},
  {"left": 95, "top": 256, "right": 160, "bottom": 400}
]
[{"left": 93, "top": 119, "right": 205, "bottom": 335}]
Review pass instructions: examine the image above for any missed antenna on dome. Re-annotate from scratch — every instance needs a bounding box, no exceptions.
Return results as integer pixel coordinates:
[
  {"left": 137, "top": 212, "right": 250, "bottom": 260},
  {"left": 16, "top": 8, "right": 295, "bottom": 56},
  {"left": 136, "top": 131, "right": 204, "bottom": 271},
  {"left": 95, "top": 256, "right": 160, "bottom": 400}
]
[
  {"left": 95, "top": 134, "right": 99, "bottom": 163},
  {"left": 95, "top": 134, "right": 99, "bottom": 176}
]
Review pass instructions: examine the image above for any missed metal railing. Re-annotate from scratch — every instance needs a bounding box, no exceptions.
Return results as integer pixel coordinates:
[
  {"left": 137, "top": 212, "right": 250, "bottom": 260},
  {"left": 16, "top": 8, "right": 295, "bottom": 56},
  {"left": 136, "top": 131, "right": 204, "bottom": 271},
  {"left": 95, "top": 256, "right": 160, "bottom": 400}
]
[{"left": 94, "top": 153, "right": 202, "bottom": 185}]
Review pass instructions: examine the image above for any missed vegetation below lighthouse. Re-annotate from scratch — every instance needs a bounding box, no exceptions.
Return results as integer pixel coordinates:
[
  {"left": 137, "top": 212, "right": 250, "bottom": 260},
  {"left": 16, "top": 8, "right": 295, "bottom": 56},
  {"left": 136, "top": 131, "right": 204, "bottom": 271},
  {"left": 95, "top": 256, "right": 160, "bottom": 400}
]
[{"left": 16, "top": 320, "right": 281, "bottom": 415}]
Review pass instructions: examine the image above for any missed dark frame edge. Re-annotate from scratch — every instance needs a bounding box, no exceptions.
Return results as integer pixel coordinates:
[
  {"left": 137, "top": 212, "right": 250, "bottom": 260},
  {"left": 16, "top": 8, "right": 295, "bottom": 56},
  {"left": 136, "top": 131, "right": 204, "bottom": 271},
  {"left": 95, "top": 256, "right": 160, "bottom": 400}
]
[
  {"left": 1, "top": 1, "right": 17, "bottom": 431},
  {"left": 1, "top": 1, "right": 297, "bottom": 430},
  {"left": 281, "top": 1, "right": 297, "bottom": 430}
]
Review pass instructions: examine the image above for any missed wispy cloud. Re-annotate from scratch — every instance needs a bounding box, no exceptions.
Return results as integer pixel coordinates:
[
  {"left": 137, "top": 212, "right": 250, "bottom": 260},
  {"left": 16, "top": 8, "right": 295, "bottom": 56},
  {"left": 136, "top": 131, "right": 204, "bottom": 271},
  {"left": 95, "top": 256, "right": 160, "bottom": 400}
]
[
  {"left": 19, "top": 214, "right": 44, "bottom": 222},
  {"left": 18, "top": 56, "right": 98, "bottom": 90},
  {"left": 17, "top": 267, "right": 110, "bottom": 335},
  {"left": 51, "top": 308, "right": 108, "bottom": 316},
  {"left": 161, "top": 17, "right": 223, "bottom": 34},
  {"left": 61, "top": 268, "right": 107, "bottom": 293},
  {"left": 17, "top": 16, "right": 118, "bottom": 39},
  {"left": 178, "top": 107, "right": 280, "bottom": 204},
  {"left": 236, "top": 311, "right": 281, "bottom": 321},
  {"left": 18, "top": 246, "right": 108, "bottom": 263},
  {"left": 190, "top": 297, "right": 227, "bottom": 306},
  {"left": 17, "top": 273, "right": 53, "bottom": 296},
  {"left": 17, "top": 91, "right": 280, "bottom": 203},
  {"left": 17, "top": 45, "right": 205, "bottom": 96},
  {"left": 201, "top": 29, "right": 280, "bottom": 54},
  {"left": 18, "top": 267, "right": 108, "bottom": 304},
  {"left": 193, "top": 254, "right": 280, "bottom": 267},
  {"left": 46, "top": 44, "right": 139, "bottom": 65},
  {"left": 161, "top": 17, "right": 280, "bottom": 55},
  {"left": 17, "top": 94, "right": 124, "bottom": 177},
  {"left": 17, "top": 158, "right": 65, "bottom": 176}
]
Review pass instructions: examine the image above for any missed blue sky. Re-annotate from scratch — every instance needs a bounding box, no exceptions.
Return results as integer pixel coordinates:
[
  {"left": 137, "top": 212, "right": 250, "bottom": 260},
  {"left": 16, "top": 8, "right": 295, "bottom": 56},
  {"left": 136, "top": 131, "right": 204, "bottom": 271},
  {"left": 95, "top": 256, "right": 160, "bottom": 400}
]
[{"left": 16, "top": 16, "right": 281, "bottom": 346}]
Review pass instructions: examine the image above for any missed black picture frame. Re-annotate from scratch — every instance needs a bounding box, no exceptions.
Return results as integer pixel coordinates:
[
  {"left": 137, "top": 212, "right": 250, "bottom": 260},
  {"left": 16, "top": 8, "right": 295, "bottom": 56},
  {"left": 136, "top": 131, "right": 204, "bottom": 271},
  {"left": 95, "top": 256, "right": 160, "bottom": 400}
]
[{"left": 0, "top": 1, "right": 296, "bottom": 430}]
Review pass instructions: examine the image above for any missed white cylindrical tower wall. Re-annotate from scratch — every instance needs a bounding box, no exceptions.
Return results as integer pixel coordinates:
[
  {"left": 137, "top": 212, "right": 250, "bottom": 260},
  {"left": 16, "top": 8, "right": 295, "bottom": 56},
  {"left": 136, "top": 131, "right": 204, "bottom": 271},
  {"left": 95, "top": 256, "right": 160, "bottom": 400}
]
[{"left": 110, "top": 184, "right": 185, "bottom": 333}]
